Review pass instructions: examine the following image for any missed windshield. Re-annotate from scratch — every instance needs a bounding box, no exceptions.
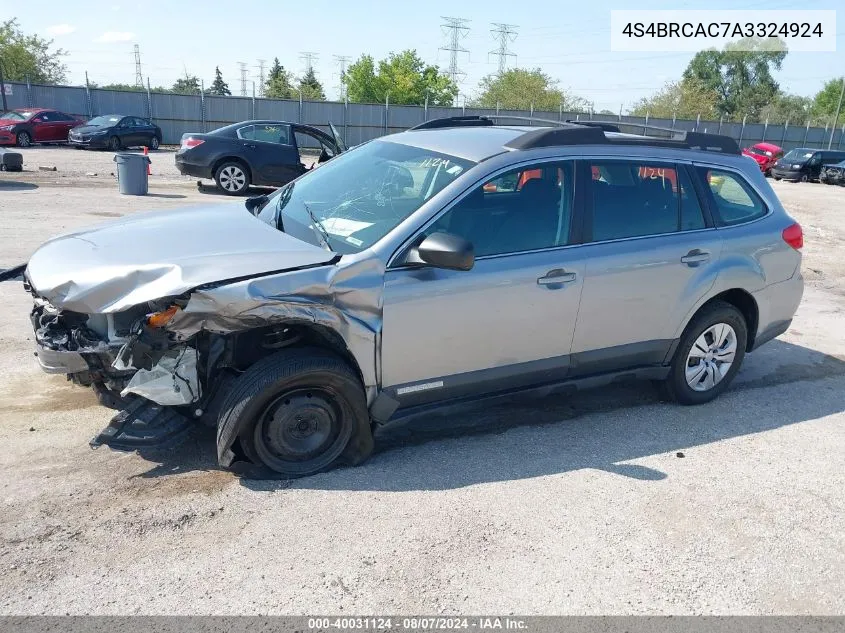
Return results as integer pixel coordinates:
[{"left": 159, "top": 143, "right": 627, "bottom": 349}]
[
  {"left": 257, "top": 140, "right": 475, "bottom": 254},
  {"left": 746, "top": 147, "right": 771, "bottom": 157},
  {"left": 782, "top": 149, "right": 815, "bottom": 162},
  {"left": 0, "top": 111, "right": 34, "bottom": 121},
  {"left": 87, "top": 115, "right": 121, "bottom": 127}
]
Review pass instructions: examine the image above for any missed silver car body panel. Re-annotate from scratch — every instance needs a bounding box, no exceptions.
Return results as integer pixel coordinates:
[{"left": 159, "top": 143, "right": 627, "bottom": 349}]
[
  {"left": 25, "top": 203, "right": 336, "bottom": 314},
  {"left": 23, "top": 129, "right": 803, "bottom": 434}
]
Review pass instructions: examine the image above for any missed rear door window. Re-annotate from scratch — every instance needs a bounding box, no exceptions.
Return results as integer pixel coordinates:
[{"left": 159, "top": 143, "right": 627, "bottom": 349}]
[
  {"left": 238, "top": 124, "right": 290, "bottom": 145},
  {"left": 696, "top": 168, "right": 767, "bottom": 226},
  {"left": 587, "top": 160, "right": 696, "bottom": 242}
]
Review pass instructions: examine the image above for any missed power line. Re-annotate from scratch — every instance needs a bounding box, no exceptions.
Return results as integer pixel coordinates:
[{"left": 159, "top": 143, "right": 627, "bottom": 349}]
[
  {"left": 133, "top": 44, "right": 143, "bottom": 87},
  {"left": 256, "top": 59, "right": 266, "bottom": 97},
  {"left": 440, "top": 16, "right": 470, "bottom": 86},
  {"left": 333, "top": 54, "right": 351, "bottom": 100},
  {"left": 489, "top": 23, "right": 518, "bottom": 75},
  {"left": 299, "top": 52, "right": 318, "bottom": 75},
  {"left": 238, "top": 61, "right": 248, "bottom": 96}
]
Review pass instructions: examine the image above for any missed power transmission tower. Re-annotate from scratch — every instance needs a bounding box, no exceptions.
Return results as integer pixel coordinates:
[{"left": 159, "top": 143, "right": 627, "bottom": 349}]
[
  {"left": 238, "top": 62, "right": 248, "bottom": 96},
  {"left": 439, "top": 17, "right": 470, "bottom": 85},
  {"left": 489, "top": 23, "right": 518, "bottom": 75},
  {"left": 133, "top": 44, "right": 143, "bottom": 87},
  {"left": 333, "top": 54, "right": 351, "bottom": 100},
  {"left": 256, "top": 59, "right": 266, "bottom": 97},
  {"left": 299, "top": 52, "right": 318, "bottom": 75}
]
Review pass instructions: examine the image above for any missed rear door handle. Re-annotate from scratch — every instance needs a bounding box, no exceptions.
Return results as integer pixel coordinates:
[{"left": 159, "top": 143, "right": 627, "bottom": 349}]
[
  {"left": 680, "top": 250, "right": 711, "bottom": 266},
  {"left": 537, "top": 269, "right": 577, "bottom": 286}
]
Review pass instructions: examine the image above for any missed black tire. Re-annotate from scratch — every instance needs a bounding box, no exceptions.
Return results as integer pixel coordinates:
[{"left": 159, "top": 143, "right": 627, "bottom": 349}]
[
  {"left": 108, "top": 136, "right": 121, "bottom": 151},
  {"left": 774, "top": 176, "right": 781, "bottom": 181},
  {"left": 16, "top": 131, "right": 32, "bottom": 148},
  {"left": 216, "top": 348, "right": 373, "bottom": 477},
  {"left": 662, "top": 300, "right": 747, "bottom": 405},
  {"left": 149, "top": 136, "right": 160, "bottom": 150},
  {"left": 214, "top": 160, "right": 250, "bottom": 195},
  {"left": 800, "top": 174, "right": 809, "bottom": 183},
  {"left": 74, "top": 145, "right": 84, "bottom": 150}
]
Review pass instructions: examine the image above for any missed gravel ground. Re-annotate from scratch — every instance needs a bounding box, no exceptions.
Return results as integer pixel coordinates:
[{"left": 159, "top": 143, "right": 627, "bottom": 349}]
[{"left": 0, "top": 148, "right": 844, "bottom": 615}]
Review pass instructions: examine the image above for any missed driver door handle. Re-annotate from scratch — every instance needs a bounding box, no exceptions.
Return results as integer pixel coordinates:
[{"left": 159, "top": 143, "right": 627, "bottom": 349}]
[{"left": 537, "top": 269, "right": 577, "bottom": 286}]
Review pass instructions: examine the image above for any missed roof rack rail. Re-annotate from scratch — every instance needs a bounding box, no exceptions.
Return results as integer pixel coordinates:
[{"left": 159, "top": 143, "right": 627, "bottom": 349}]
[
  {"left": 408, "top": 115, "right": 740, "bottom": 154},
  {"left": 410, "top": 116, "right": 494, "bottom": 130},
  {"left": 564, "top": 120, "right": 621, "bottom": 133},
  {"left": 506, "top": 126, "right": 740, "bottom": 154}
]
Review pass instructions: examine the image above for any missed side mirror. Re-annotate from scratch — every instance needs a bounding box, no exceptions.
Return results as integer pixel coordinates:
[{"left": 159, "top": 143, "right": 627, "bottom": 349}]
[
  {"left": 410, "top": 232, "right": 474, "bottom": 271},
  {"left": 244, "top": 194, "right": 269, "bottom": 215}
]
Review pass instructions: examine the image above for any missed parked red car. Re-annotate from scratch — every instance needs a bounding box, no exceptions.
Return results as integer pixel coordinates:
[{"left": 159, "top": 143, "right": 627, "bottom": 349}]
[
  {"left": 0, "top": 108, "right": 84, "bottom": 147},
  {"left": 742, "top": 142, "right": 784, "bottom": 176}
]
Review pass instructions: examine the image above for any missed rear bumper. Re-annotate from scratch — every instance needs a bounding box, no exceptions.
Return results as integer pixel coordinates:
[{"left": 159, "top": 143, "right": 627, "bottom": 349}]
[
  {"left": 174, "top": 154, "right": 213, "bottom": 179},
  {"left": 751, "top": 272, "right": 804, "bottom": 351}
]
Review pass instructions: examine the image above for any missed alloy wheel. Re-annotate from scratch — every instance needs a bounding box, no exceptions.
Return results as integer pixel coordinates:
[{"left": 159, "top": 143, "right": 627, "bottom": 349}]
[
  {"left": 17, "top": 132, "right": 31, "bottom": 148},
  {"left": 219, "top": 165, "right": 246, "bottom": 192},
  {"left": 685, "top": 323, "right": 737, "bottom": 392}
]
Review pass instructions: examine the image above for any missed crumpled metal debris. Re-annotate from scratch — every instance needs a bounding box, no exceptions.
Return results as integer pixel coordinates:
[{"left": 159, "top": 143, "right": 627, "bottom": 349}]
[{"left": 121, "top": 347, "right": 200, "bottom": 406}]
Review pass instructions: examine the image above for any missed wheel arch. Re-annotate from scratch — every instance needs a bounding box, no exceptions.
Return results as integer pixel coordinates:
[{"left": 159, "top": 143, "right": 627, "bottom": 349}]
[
  {"left": 211, "top": 155, "right": 252, "bottom": 180},
  {"left": 676, "top": 289, "right": 759, "bottom": 355}
]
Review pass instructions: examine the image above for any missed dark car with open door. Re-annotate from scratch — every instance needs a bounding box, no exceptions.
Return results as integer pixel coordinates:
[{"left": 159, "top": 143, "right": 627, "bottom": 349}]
[
  {"left": 0, "top": 108, "right": 83, "bottom": 147},
  {"left": 174, "top": 120, "right": 347, "bottom": 195},
  {"left": 68, "top": 114, "right": 162, "bottom": 151}
]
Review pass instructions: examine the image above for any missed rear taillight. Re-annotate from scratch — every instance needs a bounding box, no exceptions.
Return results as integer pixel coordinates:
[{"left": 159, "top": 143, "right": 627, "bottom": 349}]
[
  {"left": 181, "top": 137, "right": 204, "bottom": 149},
  {"left": 782, "top": 222, "right": 803, "bottom": 250}
]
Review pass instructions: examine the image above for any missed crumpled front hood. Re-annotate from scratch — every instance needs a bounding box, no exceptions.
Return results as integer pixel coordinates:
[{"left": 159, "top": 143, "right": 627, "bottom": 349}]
[{"left": 26, "top": 203, "right": 336, "bottom": 314}]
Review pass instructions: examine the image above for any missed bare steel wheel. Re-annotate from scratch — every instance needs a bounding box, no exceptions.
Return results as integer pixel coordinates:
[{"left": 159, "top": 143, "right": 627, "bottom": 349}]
[
  {"left": 216, "top": 348, "right": 374, "bottom": 477},
  {"left": 685, "top": 323, "right": 737, "bottom": 392},
  {"left": 663, "top": 300, "right": 747, "bottom": 405},
  {"left": 214, "top": 161, "right": 249, "bottom": 195}
]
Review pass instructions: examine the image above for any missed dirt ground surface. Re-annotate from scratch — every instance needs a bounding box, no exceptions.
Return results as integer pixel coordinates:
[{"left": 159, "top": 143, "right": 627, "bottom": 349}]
[{"left": 1, "top": 147, "right": 844, "bottom": 615}]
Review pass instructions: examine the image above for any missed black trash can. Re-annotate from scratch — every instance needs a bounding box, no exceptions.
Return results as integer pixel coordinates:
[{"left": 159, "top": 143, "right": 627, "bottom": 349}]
[{"left": 113, "top": 153, "right": 151, "bottom": 195}]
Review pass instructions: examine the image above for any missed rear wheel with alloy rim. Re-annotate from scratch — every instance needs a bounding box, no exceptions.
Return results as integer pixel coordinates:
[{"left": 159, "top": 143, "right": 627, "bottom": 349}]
[
  {"left": 663, "top": 300, "right": 747, "bottom": 405},
  {"left": 16, "top": 131, "right": 31, "bottom": 147},
  {"left": 214, "top": 161, "right": 250, "bottom": 195}
]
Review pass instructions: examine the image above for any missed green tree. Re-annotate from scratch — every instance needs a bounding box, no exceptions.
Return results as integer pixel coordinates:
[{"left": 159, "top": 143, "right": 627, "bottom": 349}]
[
  {"left": 343, "top": 50, "right": 457, "bottom": 105},
  {"left": 472, "top": 68, "right": 590, "bottom": 112},
  {"left": 682, "top": 38, "right": 786, "bottom": 120},
  {"left": 99, "top": 83, "right": 145, "bottom": 92},
  {"left": 811, "top": 78, "right": 845, "bottom": 125},
  {"left": 296, "top": 67, "right": 325, "bottom": 100},
  {"left": 265, "top": 57, "right": 295, "bottom": 99},
  {"left": 630, "top": 79, "right": 719, "bottom": 120},
  {"left": 0, "top": 18, "right": 67, "bottom": 83},
  {"left": 172, "top": 74, "right": 201, "bottom": 95},
  {"left": 759, "top": 92, "right": 813, "bottom": 124},
  {"left": 208, "top": 66, "right": 231, "bottom": 96}
]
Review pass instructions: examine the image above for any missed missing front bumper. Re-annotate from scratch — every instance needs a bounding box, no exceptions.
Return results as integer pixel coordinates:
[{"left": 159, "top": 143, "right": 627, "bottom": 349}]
[{"left": 90, "top": 397, "right": 197, "bottom": 450}]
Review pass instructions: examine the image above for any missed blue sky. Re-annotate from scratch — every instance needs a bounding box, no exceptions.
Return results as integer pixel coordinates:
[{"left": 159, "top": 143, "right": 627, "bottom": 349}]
[{"left": 13, "top": 0, "right": 844, "bottom": 111}]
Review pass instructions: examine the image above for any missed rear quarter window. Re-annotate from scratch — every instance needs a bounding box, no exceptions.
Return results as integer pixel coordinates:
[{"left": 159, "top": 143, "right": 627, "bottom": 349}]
[{"left": 697, "top": 168, "right": 767, "bottom": 226}]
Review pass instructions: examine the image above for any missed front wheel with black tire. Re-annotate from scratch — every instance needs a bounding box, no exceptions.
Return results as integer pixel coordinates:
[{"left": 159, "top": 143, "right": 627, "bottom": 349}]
[
  {"left": 214, "top": 161, "right": 250, "bottom": 195},
  {"left": 662, "top": 301, "right": 747, "bottom": 405},
  {"left": 108, "top": 135, "right": 121, "bottom": 151},
  {"left": 216, "top": 348, "right": 374, "bottom": 477},
  {"left": 16, "top": 131, "right": 32, "bottom": 148}
]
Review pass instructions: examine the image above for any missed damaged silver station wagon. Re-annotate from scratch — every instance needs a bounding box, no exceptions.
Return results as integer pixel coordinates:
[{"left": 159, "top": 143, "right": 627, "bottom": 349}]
[{"left": 13, "top": 116, "right": 804, "bottom": 477}]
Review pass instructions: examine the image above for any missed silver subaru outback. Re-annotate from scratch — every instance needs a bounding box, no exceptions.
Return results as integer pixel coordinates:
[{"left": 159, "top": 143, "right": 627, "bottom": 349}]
[{"left": 19, "top": 117, "right": 804, "bottom": 477}]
